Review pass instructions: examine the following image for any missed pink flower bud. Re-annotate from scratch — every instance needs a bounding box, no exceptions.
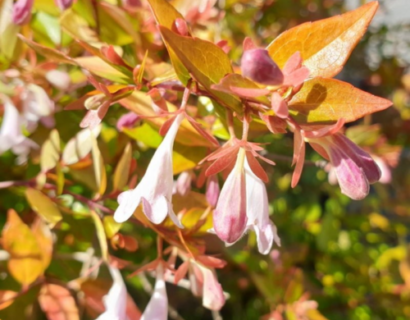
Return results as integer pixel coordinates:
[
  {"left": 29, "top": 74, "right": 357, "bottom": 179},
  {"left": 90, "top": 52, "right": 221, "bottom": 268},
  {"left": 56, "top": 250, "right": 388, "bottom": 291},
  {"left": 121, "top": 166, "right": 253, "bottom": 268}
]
[
  {"left": 241, "top": 49, "right": 283, "bottom": 85},
  {"left": 205, "top": 175, "right": 219, "bottom": 207},
  {"left": 116, "top": 112, "right": 140, "bottom": 131},
  {"left": 12, "top": 0, "right": 34, "bottom": 25},
  {"left": 54, "top": 0, "right": 73, "bottom": 11}
]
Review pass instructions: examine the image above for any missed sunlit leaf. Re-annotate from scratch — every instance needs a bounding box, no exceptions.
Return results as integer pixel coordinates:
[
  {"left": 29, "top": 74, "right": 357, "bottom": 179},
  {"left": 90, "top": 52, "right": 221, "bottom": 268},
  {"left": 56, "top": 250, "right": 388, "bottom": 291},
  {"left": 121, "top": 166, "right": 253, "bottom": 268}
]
[
  {"left": 62, "top": 126, "right": 101, "bottom": 165},
  {"left": 31, "top": 219, "right": 53, "bottom": 271},
  {"left": 25, "top": 188, "right": 62, "bottom": 227},
  {"left": 41, "top": 129, "right": 60, "bottom": 173},
  {"left": 267, "top": 2, "right": 379, "bottom": 78},
  {"left": 288, "top": 78, "right": 392, "bottom": 124},
  {"left": 113, "top": 142, "right": 132, "bottom": 192},
  {"left": 146, "top": 0, "right": 190, "bottom": 84},
  {"left": 38, "top": 284, "right": 80, "bottom": 320},
  {"left": 90, "top": 211, "right": 108, "bottom": 261},
  {"left": 2, "top": 210, "right": 44, "bottom": 286}
]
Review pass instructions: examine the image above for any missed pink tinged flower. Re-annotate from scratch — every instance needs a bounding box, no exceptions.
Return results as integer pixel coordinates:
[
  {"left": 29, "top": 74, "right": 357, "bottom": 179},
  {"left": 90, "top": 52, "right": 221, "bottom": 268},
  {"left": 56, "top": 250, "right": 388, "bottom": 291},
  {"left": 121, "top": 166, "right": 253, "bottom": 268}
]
[
  {"left": 206, "top": 175, "right": 219, "bottom": 207},
  {"left": 199, "top": 266, "right": 225, "bottom": 311},
  {"left": 0, "top": 95, "right": 37, "bottom": 157},
  {"left": 46, "top": 70, "right": 71, "bottom": 90},
  {"left": 373, "top": 156, "right": 391, "bottom": 184},
  {"left": 173, "top": 171, "right": 192, "bottom": 196},
  {"left": 310, "top": 133, "right": 381, "bottom": 200},
  {"left": 244, "top": 159, "right": 280, "bottom": 254},
  {"left": 141, "top": 264, "right": 168, "bottom": 320},
  {"left": 114, "top": 113, "right": 184, "bottom": 227},
  {"left": 12, "top": 0, "right": 33, "bottom": 25},
  {"left": 213, "top": 148, "right": 248, "bottom": 243},
  {"left": 116, "top": 112, "right": 140, "bottom": 131},
  {"left": 241, "top": 49, "right": 284, "bottom": 86},
  {"left": 54, "top": 0, "right": 73, "bottom": 10},
  {"left": 23, "top": 84, "right": 55, "bottom": 130},
  {"left": 96, "top": 267, "right": 127, "bottom": 320}
]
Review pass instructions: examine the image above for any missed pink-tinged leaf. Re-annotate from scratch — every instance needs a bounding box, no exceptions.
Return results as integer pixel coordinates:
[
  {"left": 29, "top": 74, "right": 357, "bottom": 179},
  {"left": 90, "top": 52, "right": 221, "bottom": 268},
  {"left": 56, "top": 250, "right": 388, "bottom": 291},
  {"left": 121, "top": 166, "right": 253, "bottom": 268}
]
[
  {"left": 288, "top": 78, "right": 393, "bottom": 125},
  {"left": 260, "top": 114, "right": 287, "bottom": 134},
  {"left": 38, "top": 283, "right": 80, "bottom": 320},
  {"left": 185, "top": 114, "right": 219, "bottom": 147},
  {"left": 147, "top": 88, "right": 168, "bottom": 113},
  {"left": 243, "top": 37, "right": 257, "bottom": 51},
  {"left": 303, "top": 118, "right": 345, "bottom": 139},
  {"left": 216, "top": 40, "right": 230, "bottom": 54},
  {"left": 283, "top": 66, "right": 310, "bottom": 88},
  {"left": 267, "top": 2, "right": 380, "bottom": 78},
  {"left": 174, "top": 261, "right": 190, "bottom": 284},
  {"left": 159, "top": 26, "right": 242, "bottom": 113},
  {"left": 291, "top": 130, "right": 305, "bottom": 188},
  {"left": 205, "top": 151, "right": 237, "bottom": 176},
  {"left": 159, "top": 116, "right": 177, "bottom": 136},
  {"left": 282, "top": 52, "right": 303, "bottom": 75},
  {"left": 271, "top": 92, "right": 288, "bottom": 119},
  {"left": 80, "top": 101, "right": 111, "bottom": 129},
  {"left": 245, "top": 152, "right": 268, "bottom": 182},
  {"left": 0, "top": 291, "right": 18, "bottom": 310},
  {"left": 196, "top": 256, "right": 227, "bottom": 269},
  {"left": 101, "top": 46, "right": 132, "bottom": 70}
]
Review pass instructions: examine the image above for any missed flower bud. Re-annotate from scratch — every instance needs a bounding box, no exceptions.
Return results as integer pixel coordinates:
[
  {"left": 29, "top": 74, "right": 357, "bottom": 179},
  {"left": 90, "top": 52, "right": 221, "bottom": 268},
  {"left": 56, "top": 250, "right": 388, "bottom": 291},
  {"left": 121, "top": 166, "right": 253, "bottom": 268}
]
[
  {"left": 54, "top": 0, "right": 73, "bottom": 11},
  {"left": 12, "top": 0, "right": 34, "bottom": 25},
  {"left": 241, "top": 49, "right": 283, "bottom": 85}
]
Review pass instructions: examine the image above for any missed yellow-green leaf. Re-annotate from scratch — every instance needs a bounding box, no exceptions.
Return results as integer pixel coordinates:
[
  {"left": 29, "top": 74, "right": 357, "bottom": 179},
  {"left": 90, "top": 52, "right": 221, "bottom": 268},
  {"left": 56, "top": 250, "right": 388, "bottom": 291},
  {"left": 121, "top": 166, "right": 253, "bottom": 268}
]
[
  {"left": 25, "top": 188, "right": 62, "bottom": 227},
  {"left": 146, "top": 0, "right": 190, "bottom": 84},
  {"left": 103, "top": 216, "right": 122, "bottom": 239}
]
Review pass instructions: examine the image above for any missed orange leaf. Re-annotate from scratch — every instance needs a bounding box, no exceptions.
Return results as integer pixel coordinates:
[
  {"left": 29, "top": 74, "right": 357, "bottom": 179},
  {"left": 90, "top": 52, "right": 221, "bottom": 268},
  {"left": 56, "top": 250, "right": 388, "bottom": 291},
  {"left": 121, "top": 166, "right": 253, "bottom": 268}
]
[
  {"left": 0, "top": 290, "right": 18, "bottom": 310},
  {"left": 267, "top": 2, "right": 379, "bottom": 78},
  {"left": 38, "top": 284, "right": 80, "bottom": 320},
  {"left": 288, "top": 78, "right": 392, "bottom": 124},
  {"left": 2, "top": 210, "right": 45, "bottom": 286}
]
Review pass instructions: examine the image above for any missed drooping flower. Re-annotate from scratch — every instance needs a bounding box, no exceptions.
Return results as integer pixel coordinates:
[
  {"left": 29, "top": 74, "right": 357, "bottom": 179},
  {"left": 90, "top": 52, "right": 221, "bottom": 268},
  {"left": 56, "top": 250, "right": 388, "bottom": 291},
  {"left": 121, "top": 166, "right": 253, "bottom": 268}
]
[
  {"left": 205, "top": 174, "right": 219, "bottom": 207},
  {"left": 96, "top": 267, "right": 127, "bottom": 320},
  {"left": 116, "top": 112, "right": 140, "bottom": 131},
  {"left": 114, "top": 113, "right": 184, "bottom": 227},
  {"left": 0, "top": 95, "right": 37, "bottom": 160},
  {"left": 54, "top": 0, "right": 73, "bottom": 11},
  {"left": 141, "top": 264, "right": 168, "bottom": 320},
  {"left": 22, "top": 84, "right": 55, "bottom": 130},
  {"left": 243, "top": 159, "right": 281, "bottom": 254},
  {"left": 173, "top": 171, "right": 192, "bottom": 196},
  {"left": 308, "top": 132, "right": 381, "bottom": 200},
  {"left": 213, "top": 147, "right": 247, "bottom": 243}
]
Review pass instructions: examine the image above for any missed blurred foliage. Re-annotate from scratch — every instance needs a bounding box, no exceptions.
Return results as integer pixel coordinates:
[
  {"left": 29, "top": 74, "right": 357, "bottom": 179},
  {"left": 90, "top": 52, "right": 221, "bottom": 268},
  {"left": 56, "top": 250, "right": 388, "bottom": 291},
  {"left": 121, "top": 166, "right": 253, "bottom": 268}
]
[{"left": 0, "top": 0, "right": 410, "bottom": 319}]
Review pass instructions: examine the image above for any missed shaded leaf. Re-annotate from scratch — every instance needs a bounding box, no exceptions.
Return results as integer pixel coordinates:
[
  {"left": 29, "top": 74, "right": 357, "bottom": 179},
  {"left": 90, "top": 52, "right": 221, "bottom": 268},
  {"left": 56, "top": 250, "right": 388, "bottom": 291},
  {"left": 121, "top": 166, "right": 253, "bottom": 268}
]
[
  {"left": 288, "top": 78, "right": 392, "bottom": 124},
  {"left": 25, "top": 188, "right": 62, "bottom": 227},
  {"left": 267, "top": 2, "right": 379, "bottom": 78},
  {"left": 113, "top": 142, "right": 132, "bottom": 192},
  {"left": 38, "top": 284, "right": 79, "bottom": 320},
  {"left": 90, "top": 211, "right": 108, "bottom": 262},
  {"left": 159, "top": 27, "right": 242, "bottom": 113},
  {"left": 31, "top": 219, "right": 53, "bottom": 270},
  {"left": 91, "top": 135, "right": 107, "bottom": 196}
]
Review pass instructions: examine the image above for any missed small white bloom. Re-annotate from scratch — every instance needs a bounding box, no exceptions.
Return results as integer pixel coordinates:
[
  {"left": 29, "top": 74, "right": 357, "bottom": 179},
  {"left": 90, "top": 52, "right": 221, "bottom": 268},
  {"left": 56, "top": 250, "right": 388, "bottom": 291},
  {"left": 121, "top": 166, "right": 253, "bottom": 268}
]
[{"left": 141, "top": 264, "right": 168, "bottom": 320}]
